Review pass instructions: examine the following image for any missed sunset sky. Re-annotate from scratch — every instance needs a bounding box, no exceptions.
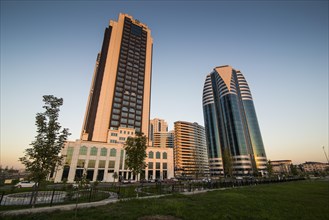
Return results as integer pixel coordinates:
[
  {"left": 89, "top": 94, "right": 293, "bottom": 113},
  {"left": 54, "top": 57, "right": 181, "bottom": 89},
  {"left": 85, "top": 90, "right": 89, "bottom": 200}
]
[{"left": 1, "top": 1, "right": 328, "bottom": 168}]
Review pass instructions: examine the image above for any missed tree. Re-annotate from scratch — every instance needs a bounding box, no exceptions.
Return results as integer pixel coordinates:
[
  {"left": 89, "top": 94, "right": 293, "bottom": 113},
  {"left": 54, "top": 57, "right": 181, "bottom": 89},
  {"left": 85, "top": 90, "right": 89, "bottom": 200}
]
[
  {"left": 290, "top": 163, "right": 298, "bottom": 176},
  {"left": 222, "top": 148, "right": 233, "bottom": 177},
  {"left": 19, "top": 95, "right": 70, "bottom": 207},
  {"left": 112, "top": 172, "right": 118, "bottom": 183},
  {"left": 267, "top": 160, "right": 273, "bottom": 177},
  {"left": 124, "top": 132, "right": 147, "bottom": 181}
]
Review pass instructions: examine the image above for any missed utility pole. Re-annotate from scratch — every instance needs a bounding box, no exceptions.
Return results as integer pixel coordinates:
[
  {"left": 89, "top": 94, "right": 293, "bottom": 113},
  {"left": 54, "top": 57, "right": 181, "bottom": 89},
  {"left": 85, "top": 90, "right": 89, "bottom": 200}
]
[{"left": 322, "top": 146, "right": 329, "bottom": 163}]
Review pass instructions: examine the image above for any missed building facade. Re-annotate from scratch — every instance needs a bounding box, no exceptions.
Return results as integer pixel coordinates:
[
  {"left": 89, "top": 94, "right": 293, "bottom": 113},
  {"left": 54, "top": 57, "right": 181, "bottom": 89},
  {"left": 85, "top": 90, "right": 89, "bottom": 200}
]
[
  {"left": 54, "top": 127, "right": 174, "bottom": 182},
  {"left": 54, "top": 14, "right": 173, "bottom": 183},
  {"left": 152, "top": 131, "right": 174, "bottom": 148},
  {"left": 202, "top": 65, "right": 267, "bottom": 177},
  {"left": 149, "top": 118, "right": 168, "bottom": 145},
  {"left": 81, "top": 13, "right": 153, "bottom": 142},
  {"left": 174, "top": 121, "right": 209, "bottom": 179},
  {"left": 301, "top": 161, "right": 329, "bottom": 173}
]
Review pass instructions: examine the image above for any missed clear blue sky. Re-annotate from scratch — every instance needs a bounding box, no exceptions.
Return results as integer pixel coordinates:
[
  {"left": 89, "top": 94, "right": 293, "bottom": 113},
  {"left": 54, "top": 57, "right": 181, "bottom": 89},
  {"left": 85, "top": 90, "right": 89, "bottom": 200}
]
[{"left": 1, "top": 1, "right": 328, "bottom": 168}]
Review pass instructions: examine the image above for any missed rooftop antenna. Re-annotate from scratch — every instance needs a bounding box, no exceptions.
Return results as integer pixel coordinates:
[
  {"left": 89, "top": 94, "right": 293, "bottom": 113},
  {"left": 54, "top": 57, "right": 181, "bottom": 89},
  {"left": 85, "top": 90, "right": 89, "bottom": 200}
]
[{"left": 322, "top": 146, "right": 329, "bottom": 163}]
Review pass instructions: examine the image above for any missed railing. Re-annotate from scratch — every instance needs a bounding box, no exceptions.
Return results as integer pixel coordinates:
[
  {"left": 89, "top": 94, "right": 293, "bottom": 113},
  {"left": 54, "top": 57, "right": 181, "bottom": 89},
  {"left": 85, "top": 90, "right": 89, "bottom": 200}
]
[{"left": 0, "top": 177, "right": 305, "bottom": 210}]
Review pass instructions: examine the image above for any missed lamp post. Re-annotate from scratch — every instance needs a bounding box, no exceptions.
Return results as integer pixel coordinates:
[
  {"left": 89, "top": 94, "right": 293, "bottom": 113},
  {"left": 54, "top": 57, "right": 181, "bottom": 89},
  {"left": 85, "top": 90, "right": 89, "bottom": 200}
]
[{"left": 322, "top": 146, "right": 329, "bottom": 163}]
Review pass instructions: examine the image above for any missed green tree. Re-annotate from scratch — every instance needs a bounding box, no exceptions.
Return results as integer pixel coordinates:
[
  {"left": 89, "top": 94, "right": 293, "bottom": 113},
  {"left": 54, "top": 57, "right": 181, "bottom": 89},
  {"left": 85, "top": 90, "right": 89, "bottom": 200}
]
[
  {"left": 290, "top": 163, "right": 298, "bottom": 176},
  {"left": 112, "top": 172, "right": 118, "bottom": 183},
  {"left": 267, "top": 160, "right": 273, "bottom": 177},
  {"left": 124, "top": 132, "right": 147, "bottom": 181},
  {"left": 222, "top": 148, "right": 233, "bottom": 177},
  {"left": 19, "top": 95, "right": 70, "bottom": 207}
]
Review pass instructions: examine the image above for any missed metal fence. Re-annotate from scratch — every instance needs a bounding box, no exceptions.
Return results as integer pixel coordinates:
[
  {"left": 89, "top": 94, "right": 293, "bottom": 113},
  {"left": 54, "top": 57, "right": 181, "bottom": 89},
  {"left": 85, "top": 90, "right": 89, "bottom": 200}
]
[{"left": 0, "top": 177, "right": 305, "bottom": 210}]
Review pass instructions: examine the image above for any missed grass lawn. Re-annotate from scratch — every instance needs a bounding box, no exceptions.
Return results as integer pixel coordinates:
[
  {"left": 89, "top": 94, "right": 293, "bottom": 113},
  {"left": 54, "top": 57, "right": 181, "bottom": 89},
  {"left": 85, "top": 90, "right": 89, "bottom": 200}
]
[{"left": 1, "top": 180, "right": 328, "bottom": 220}]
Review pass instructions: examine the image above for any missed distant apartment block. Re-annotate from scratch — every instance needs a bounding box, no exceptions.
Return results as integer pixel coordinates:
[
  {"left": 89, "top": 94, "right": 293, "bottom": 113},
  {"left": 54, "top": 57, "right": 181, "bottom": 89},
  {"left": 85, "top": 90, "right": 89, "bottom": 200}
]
[
  {"left": 203, "top": 65, "right": 267, "bottom": 177},
  {"left": 301, "top": 161, "right": 329, "bottom": 173},
  {"left": 149, "top": 118, "right": 168, "bottom": 145},
  {"left": 174, "top": 121, "right": 209, "bottom": 178},
  {"left": 270, "top": 160, "right": 292, "bottom": 175},
  {"left": 153, "top": 131, "right": 174, "bottom": 148}
]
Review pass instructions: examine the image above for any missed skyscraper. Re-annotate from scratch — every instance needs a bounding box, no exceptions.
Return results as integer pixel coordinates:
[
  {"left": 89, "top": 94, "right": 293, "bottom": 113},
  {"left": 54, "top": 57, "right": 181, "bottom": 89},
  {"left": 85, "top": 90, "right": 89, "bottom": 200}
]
[
  {"left": 202, "top": 65, "right": 267, "bottom": 177},
  {"left": 81, "top": 13, "right": 153, "bottom": 142},
  {"left": 174, "top": 121, "right": 209, "bottom": 178},
  {"left": 149, "top": 118, "right": 169, "bottom": 146},
  {"left": 53, "top": 14, "right": 175, "bottom": 183}
]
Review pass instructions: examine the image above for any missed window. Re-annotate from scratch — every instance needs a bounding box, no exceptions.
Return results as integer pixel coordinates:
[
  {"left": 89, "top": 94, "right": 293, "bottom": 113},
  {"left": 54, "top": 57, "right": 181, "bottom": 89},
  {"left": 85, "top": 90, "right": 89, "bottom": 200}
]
[
  {"left": 148, "top": 162, "right": 153, "bottom": 169},
  {"left": 100, "top": 148, "right": 107, "bottom": 156},
  {"left": 110, "top": 139, "right": 117, "bottom": 144},
  {"left": 156, "top": 152, "right": 161, "bottom": 159},
  {"left": 88, "top": 160, "right": 96, "bottom": 168},
  {"left": 156, "top": 162, "right": 160, "bottom": 169},
  {"left": 90, "top": 147, "right": 98, "bottom": 156},
  {"left": 119, "top": 137, "right": 126, "bottom": 141},
  {"left": 163, "top": 152, "right": 167, "bottom": 159},
  {"left": 110, "top": 148, "right": 117, "bottom": 157},
  {"left": 163, "top": 163, "right": 167, "bottom": 170},
  {"left": 79, "top": 146, "right": 87, "bottom": 155},
  {"left": 108, "top": 160, "right": 115, "bottom": 169},
  {"left": 148, "top": 151, "right": 154, "bottom": 159},
  {"left": 98, "top": 160, "right": 106, "bottom": 168},
  {"left": 111, "top": 133, "right": 118, "bottom": 137},
  {"left": 77, "top": 159, "right": 85, "bottom": 168}
]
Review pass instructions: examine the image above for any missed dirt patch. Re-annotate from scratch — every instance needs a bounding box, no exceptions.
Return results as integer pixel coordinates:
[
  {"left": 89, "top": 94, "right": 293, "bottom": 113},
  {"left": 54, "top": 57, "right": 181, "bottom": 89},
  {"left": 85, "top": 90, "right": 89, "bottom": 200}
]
[{"left": 138, "top": 215, "right": 182, "bottom": 220}]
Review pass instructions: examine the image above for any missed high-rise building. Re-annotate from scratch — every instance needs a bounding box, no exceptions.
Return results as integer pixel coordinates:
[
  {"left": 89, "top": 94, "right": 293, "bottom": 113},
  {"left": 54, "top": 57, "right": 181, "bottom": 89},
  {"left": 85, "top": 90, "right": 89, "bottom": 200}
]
[
  {"left": 174, "top": 121, "right": 209, "bottom": 178},
  {"left": 202, "top": 65, "right": 267, "bottom": 177},
  {"left": 81, "top": 13, "right": 153, "bottom": 142},
  {"left": 149, "top": 118, "right": 168, "bottom": 144},
  {"left": 153, "top": 131, "right": 174, "bottom": 148},
  {"left": 54, "top": 14, "right": 174, "bottom": 183}
]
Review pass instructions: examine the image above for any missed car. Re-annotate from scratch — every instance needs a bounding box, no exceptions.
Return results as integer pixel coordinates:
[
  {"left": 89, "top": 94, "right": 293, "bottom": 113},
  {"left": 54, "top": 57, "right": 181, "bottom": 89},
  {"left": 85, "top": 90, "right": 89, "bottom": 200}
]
[{"left": 15, "top": 181, "right": 37, "bottom": 188}]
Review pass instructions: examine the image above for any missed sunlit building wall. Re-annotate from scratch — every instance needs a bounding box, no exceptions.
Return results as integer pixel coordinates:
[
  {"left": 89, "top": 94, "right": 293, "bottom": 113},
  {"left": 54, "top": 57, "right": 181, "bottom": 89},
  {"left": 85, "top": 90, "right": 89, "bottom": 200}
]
[
  {"left": 202, "top": 65, "right": 267, "bottom": 176},
  {"left": 53, "top": 14, "right": 176, "bottom": 183},
  {"left": 153, "top": 131, "right": 174, "bottom": 148},
  {"left": 174, "top": 121, "right": 209, "bottom": 178},
  {"left": 149, "top": 118, "right": 168, "bottom": 145},
  {"left": 81, "top": 13, "right": 153, "bottom": 142}
]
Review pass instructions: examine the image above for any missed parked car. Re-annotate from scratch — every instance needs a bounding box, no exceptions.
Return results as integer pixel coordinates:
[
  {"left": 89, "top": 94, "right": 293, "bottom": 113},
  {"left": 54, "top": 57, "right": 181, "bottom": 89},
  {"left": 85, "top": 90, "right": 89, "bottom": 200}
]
[{"left": 15, "top": 181, "right": 37, "bottom": 188}]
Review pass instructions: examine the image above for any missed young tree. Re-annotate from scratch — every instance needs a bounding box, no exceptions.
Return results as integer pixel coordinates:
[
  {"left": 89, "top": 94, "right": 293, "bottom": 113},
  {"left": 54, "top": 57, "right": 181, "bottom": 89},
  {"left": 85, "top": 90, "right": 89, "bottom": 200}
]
[
  {"left": 267, "top": 160, "right": 273, "bottom": 177},
  {"left": 112, "top": 172, "right": 118, "bottom": 183},
  {"left": 124, "top": 132, "right": 147, "bottom": 181},
  {"left": 222, "top": 148, "right": 233, "bottom": 177},
  {"left": 19, "top": 95, "right": 70, "bottom": 206}
]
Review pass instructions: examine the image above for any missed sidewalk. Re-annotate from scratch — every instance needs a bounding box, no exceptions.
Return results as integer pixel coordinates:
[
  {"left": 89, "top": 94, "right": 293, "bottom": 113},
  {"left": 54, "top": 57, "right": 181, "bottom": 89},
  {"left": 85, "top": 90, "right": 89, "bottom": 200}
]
[
  {"left": 0, "top": 194, "right": 171, "bottom": 217},
  {"left": 0, "top": 187, "right": 229, "bottom": 217}
]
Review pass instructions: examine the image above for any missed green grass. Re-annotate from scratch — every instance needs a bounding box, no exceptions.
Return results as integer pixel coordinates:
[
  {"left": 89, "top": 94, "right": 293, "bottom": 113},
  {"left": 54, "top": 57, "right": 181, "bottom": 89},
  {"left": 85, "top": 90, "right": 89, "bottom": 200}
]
[{"left": 1, "top": 180, "right": 328, "bottom": 220}]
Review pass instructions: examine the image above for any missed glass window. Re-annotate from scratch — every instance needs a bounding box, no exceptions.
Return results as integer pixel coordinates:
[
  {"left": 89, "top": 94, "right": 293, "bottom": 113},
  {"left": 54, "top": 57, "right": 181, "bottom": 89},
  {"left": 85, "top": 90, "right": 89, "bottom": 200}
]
[
  {"left": 79, "top": 146, "right": 87, "bottom": 155},
  {"left": 90, "top": 147, "right": 98, "bottom": 156},
  {"left": 163, "top": 152, "right": 167, "bottom": 159},
  {"left": 148, "top": 162, "right": 153, "bottom": 169},
  {"left": 88, "top": 160, "right": 96, "bottom": 168},
  {"left": 98, "top": 160, "right": 106, "bottom": 168},
  {"left": 110, "top": 139, "right": 117, "bottom": 143},
  {"left": 100, "top": 148, "right": 107, "bottom": 156},
  {"left": 163, "top": 163, "right": 167, "bottom": 170},
  {"left": 111, "top": 133, "right": 118, "bottom": 136},
  {"left": 156, "top": 162, "right": 160, "bottom": 169},
  {"left": 108, "top": 160, "right": 115, "bottom": 169},
  {"left": 77, "top": 159, "right": 85, "bottom": 168},
  {"left": 110, "top": 148, "right": 117, "bottom": 157},
  {"left": 156, "top": 152, "right": 161, "bottom": 159},
  {"left": 148, "top": 151, "right": 154, "bottom": 159}
]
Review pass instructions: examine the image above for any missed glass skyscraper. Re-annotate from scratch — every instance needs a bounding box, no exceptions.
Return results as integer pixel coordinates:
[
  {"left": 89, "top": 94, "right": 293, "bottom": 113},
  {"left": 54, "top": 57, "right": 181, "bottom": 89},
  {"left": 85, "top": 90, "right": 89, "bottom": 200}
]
[{"left": 202, "top": 65, "right": 267, "bottom": 177}]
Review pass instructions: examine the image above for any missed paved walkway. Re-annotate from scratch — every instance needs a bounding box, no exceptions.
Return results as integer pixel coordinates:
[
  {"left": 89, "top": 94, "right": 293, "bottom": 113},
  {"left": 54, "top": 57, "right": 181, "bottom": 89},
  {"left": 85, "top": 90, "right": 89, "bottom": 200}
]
[
  {"left": 0, "top": 194, "right": 172, "bottom": 217},
  {"left": 0, "top": 187, "right": 230, "bottom": 217}
]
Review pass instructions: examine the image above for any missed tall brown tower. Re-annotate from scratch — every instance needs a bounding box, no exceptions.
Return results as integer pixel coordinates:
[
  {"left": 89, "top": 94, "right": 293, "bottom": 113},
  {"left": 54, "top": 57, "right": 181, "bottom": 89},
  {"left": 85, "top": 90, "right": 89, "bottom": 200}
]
[{"left": 81, "top": 14, "right": 153, "bottom": 142}]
